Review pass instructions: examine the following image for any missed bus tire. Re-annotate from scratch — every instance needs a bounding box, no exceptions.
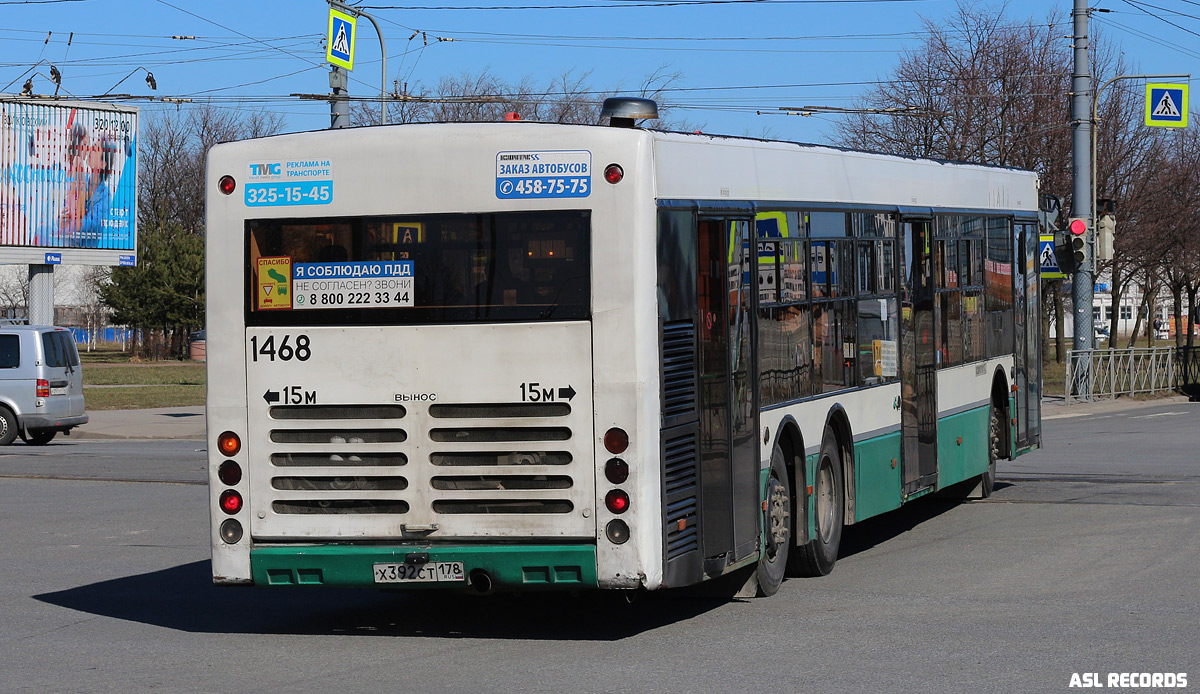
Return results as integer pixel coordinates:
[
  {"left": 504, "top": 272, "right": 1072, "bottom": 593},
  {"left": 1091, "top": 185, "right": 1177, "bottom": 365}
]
[
  {"left": 789, "top": 433, "right": 843, "bottom": 577},
  {"left": 0, "top": 407, "right": 16, "bottom": 446},
  {"left": 755, "top": 446, "right": 791, "bottom": 597},
  {"left": 981, "top": 404, "right": 1000, "bottom": 498}
]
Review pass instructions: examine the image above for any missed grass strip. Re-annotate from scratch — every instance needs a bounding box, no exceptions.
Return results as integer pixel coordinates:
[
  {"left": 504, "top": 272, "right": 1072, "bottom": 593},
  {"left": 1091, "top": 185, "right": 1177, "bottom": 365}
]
[{"left": 84, "top": 385, "right": 205, "bottom": 410}]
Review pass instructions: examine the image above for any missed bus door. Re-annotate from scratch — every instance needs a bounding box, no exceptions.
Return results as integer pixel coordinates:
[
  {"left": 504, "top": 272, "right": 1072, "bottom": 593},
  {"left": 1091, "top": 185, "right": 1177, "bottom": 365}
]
[
  {"left": 1015, "top": 221, "right": 1042, "bottom": 449},
  {"left": 696, "top": 216, "right": 760, "bottom": 570},
  {"left": 900, "top": 219, "right": 938, "bottom": 494}
]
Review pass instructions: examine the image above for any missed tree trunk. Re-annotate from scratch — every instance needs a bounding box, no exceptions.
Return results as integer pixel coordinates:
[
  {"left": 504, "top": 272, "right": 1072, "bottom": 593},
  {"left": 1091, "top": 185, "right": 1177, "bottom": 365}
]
[
  {"left": 1188, "top": 282, "right": 1198, "bottom": 350},
  {"left": 1108, "top": 264, "right": 1123, "bottom": 349},
  {"left": 1174, "top": 283, "right": 1185, "bottom": 348},
  {"left": 1126, "top": 286, "right": 1150, "bottom": 349}
]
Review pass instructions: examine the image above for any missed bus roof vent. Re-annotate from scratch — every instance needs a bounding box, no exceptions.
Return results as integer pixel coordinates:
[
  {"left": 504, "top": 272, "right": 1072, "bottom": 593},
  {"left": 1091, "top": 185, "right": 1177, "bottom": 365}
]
[{"left": 601, "top": 97, "right": 658, "bottom": 128}]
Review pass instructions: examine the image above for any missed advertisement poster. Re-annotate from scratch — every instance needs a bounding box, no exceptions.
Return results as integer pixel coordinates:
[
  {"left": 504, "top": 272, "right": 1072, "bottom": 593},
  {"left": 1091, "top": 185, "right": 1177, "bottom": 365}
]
[{"left": 0, "top": 100, "right": 137, "bottom": 251}]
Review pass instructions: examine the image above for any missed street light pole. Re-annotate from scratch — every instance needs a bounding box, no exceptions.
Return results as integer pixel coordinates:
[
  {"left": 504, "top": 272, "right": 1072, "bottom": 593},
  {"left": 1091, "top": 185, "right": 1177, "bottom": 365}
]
[
  {"left": 330, "top": 1, "right": 388, "bottom": 125},
  {"left": 1071, "top": 0, "right": 1093, "bottom": 360}
]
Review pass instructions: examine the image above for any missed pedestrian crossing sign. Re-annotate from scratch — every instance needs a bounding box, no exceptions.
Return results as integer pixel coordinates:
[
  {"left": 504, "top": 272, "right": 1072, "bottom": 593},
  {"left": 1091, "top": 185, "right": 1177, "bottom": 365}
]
[
  {"left": 1040, "top": 234, "right": 1065, "bottom": 280},
  {"left": 1144, "top": 83, "right": 1188, "bottom": 128},
  {"left": 327, "top": 8, "right": 356, "bottom": 71}
]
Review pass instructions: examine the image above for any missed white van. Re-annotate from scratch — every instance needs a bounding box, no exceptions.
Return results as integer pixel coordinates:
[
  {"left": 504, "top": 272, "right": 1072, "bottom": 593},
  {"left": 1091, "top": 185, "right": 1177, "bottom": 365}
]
[{"left": 0, "top": 325, "right": 87, "bottom": 445}]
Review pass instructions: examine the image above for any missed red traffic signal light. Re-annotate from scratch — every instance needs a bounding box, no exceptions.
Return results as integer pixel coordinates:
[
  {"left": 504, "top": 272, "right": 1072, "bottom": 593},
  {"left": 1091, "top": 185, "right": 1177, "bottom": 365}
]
[{"left": 1069, "top": 218, "right": 1087, "bottom": 236}]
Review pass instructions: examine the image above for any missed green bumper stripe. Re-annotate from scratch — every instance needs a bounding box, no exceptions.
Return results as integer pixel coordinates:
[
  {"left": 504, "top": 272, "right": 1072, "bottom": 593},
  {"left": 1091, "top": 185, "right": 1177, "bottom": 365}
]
[{"left": 251, "top": 544, "right": 598, "bottom": 589}]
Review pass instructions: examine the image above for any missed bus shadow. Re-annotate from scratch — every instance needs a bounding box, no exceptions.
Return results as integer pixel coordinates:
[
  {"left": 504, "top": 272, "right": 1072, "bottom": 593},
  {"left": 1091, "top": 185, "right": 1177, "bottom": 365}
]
[
  {"left": 836, "top": 482, "right": 1013, "bottom": 560},
  {"left": 33, "top": 560, "right": 727, "bottom": 640}
]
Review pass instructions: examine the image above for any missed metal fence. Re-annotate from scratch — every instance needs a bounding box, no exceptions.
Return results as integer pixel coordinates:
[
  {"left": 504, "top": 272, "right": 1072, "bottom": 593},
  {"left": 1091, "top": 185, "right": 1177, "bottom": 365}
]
[{"left": 1065, "top": 346, "right": 1188, "bottom": 403}]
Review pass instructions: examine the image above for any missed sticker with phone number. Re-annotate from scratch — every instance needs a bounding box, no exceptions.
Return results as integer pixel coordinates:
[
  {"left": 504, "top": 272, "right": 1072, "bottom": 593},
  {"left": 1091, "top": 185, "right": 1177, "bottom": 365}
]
[
  {"left": 496, "top": 149, "right": 591, "bottom": 199},
  {"left": 245, "top": 181, "right": 333, "bottom": 207}
]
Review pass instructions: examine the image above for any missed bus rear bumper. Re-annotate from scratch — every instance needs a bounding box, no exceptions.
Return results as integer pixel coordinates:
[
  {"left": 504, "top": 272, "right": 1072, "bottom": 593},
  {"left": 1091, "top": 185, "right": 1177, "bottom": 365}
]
[{"left": 250, "top": 544, "right": 598, "bottom": 590}]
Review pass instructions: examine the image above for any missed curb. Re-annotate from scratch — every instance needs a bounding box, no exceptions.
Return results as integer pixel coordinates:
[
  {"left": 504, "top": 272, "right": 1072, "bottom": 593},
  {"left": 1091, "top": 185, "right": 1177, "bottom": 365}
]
[{"left": 69, "top": 431, "right": 206, "bottom": 441}]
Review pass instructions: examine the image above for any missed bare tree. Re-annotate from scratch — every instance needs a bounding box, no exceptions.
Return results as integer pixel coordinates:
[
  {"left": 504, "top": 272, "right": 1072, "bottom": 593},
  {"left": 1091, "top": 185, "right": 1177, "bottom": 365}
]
[
  {"left": 138, "top": 105, "right": 285, "bottom": 236},
  {"left": 350, "top": 65, "right": 692, "bottom": 129}
]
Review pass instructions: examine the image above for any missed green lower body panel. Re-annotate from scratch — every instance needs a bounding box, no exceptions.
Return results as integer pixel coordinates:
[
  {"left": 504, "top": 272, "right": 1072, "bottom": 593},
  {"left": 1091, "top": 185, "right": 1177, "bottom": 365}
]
[
  {"left": 852, "top": 432, "right": 902, "bottom": 522},
  {"left": 936, "top": 405, "right": 990, "bottom": 489},
  {"left": 251, "top": 544, "right": 598, "bottom": 590}
]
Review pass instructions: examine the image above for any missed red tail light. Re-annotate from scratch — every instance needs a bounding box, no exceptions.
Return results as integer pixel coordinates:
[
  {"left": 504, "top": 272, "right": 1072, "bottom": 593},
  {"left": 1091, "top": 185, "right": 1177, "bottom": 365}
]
[
  {"left": 218, "top": 175, "right": 236, "bottom": 195},
  {"left": 36, "top": 379, "right": 49, "bottom": 398},
  {"left": 219, "top": 490, "right": 243, "bottom": 515},
  {"left": 604, "top": 428, "right": 629, "bottom": 454},
  {"left": 605, "top": 489, "right": 630, "bottom": 514}
]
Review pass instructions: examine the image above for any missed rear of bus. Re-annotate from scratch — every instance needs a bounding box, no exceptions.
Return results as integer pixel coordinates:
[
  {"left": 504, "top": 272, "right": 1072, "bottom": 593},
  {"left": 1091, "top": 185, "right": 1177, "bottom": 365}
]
[{"left": 205, "top": 122, "right": 662, "bottom": 592}]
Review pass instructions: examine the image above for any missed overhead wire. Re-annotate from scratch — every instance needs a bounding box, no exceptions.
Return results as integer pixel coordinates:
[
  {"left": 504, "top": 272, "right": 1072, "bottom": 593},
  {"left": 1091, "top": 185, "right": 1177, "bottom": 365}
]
[{"left": 360, "top": 0, "right": 933, "bottom": 10}]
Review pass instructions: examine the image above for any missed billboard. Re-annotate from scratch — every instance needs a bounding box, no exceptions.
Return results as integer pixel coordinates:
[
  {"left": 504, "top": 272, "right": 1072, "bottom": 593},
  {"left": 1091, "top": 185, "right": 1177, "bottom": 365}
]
[{"left": 0, "top": 99, "right": 137, "bottom": 264}]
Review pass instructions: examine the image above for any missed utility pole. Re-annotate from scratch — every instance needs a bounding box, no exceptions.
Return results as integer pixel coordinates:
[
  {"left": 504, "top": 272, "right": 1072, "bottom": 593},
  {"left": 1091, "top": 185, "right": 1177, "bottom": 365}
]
[
  {"left": 330, "top": 66, "right": 349, "bottom": 129},
  {"left": 1071, "top": 0, "right": 1093, "bottom": 395},
  {"left": 330, "top": 1, "right": 387, "bottom": 125}
]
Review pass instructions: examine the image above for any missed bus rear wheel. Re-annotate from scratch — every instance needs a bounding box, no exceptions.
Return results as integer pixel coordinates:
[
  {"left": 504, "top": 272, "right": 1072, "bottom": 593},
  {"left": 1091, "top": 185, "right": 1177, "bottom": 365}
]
[
  {"left": 789, "top": 434, "right": 843, "bottom": 577},
  {"left": 755, "top": 446, "right": 791, "bottom": 597},
  {"left": 981, "top": 404, "right": 1000, "bottom": 498}
]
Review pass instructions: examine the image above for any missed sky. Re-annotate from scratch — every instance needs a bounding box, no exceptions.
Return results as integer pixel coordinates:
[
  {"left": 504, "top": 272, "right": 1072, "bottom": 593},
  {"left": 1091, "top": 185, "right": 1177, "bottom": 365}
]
[{"left": 2, "top": 0, "right": 1198, "bottom": 145}]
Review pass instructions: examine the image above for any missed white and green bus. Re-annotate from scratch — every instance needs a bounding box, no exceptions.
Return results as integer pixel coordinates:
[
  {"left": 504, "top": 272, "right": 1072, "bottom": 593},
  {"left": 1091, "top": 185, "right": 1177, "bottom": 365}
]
[{"left": 205, "top": 98, "right": 1042, "bottom": 596}]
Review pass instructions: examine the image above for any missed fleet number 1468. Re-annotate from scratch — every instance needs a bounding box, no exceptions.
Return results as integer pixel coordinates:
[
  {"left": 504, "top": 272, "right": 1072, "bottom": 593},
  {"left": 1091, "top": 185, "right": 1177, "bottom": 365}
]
[{"left": 250, "top": 334, "right": 311, "bottom": 362}]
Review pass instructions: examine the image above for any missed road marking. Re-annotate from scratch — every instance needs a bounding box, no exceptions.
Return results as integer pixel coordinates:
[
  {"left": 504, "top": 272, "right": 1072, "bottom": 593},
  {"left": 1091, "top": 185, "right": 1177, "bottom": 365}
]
[
  {"left": 1130, "top": 411, "right": 1188, "bottom": 419},
  {"left": 1043, "top": 412, "right": 1093, "bottom": 420}
]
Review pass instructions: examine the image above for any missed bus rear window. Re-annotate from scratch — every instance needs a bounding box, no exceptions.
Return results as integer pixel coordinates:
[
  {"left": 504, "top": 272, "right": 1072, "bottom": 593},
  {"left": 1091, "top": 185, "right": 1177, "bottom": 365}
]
[{"left": 246, "top": 211, "right": 590, "bottom": 324}]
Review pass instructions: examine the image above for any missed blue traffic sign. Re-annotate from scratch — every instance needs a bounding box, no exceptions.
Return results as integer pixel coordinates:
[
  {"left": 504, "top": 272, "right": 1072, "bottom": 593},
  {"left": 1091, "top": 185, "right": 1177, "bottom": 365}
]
[
  {"left": 326, "top": 9, "right": 356, "bottom": 70},
  {"left": 1145, "top": 83, "right": 1189, "bottom": 128},
  {"left": 1039, "top": 235, "right": 1065, "bottom": 280}
]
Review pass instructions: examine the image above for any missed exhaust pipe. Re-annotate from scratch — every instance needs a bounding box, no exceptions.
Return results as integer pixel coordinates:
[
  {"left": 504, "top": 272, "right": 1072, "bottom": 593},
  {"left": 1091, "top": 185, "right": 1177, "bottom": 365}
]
[{"left": 468, "top": 569, "right": 494, "bottom": 595}]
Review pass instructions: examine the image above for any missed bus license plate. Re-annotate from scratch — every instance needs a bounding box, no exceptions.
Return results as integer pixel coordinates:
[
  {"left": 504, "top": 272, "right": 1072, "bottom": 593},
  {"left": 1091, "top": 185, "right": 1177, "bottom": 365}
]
[
  {"left": 50, "top": 387, "right": 68, "bottom": 396},
  {"left": 373, "top": 561, "right": 465, "bottom": 584}
]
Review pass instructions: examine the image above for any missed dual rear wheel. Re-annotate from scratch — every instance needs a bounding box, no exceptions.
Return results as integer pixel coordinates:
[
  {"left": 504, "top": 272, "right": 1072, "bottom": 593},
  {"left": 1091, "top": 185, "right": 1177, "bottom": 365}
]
[{"left": 756, "top": 432, "right": 844, "bottom": 596}]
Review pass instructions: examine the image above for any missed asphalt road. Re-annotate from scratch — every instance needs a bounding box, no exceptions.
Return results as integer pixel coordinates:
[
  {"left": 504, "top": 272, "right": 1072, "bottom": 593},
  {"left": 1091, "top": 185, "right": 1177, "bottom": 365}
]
[{"left": 0, "top": 400, "right": 1197, "bottom": 694}]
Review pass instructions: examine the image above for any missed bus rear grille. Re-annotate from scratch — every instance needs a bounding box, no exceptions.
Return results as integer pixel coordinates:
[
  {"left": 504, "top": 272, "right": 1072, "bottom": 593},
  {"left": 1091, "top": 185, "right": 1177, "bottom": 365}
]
[
  {"left": 663, "top": 429, "right": 700, "bottom": 559},
  {"left": 429, "top": 403, "right": 570, "bottom": 418},
  {"left": 432, "top": 499, "right": 574, "bottom": 514},
  {"left": 428, "top": 427, "right": 570, "bottom": 442},
  {"left": 272, "top": 500, "right": 410, "bottom": 515},
  {"left": 662, "top": 320, "right": 697, "bottom": 420},
  {"left": 270, "top": 452, "right": 408, "bottom": 467},
  {"left": 431, "top": 475, "right": 571, "bottom": 490},
  {"left": 429, "top": 451, "right": 571, "bottom": 466},
  {"left": 258, "top": 400, "right": 585, "bottom": 531},
  {"left": 270, "top": 428, "right": 407, "bottom": 444},
  {"left": 270, "top": 405, "right": 406, "bottom": 420},
  {"left": 272, "top": 476, "right": 409, "bottom": 491}
]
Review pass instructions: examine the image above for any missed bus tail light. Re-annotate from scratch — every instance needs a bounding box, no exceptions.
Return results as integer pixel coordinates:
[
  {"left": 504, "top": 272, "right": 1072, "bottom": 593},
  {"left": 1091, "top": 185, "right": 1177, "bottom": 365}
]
[
  {"left": 218, "top": 460, "right": 242, "bottom": 486},
  {"left": 606, "top": 519, "right": 630, "bottom": 544},
  {"left": 36, "top": 379, "right": 49, "bottom": 397},
  {"left": 603, "top": 164, "right": 624, "bottom": 184},
  {"left": 217, "top": 431, "right": 241, "bottom": 457},
  {"left": 218, "top": 175, "right": 236, "bottom": 195},
  {"left": 219, "top": 490, "right": 243, "bottom": 515},
  {"left": 219, "top": 519, "right": 243, "bottom": 544},
  {"left": 604, "top": 428, "right": 628, "bottom": 454},
  {"left": 605, "top": 458, "right": 629, "bottom": 484},
  {"left": 605, "top": 489, "right": 630, "bottom": 514}
]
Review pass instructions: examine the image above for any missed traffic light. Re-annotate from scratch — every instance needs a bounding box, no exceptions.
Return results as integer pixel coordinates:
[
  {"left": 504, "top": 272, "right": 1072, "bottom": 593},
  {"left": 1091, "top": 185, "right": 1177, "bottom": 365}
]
[
  {"left": 1096, "top": 213, "right": 1115, "bottom": 261},
  {"left": 1068, "top": 217, "right": 1088, "bottom": 267}
]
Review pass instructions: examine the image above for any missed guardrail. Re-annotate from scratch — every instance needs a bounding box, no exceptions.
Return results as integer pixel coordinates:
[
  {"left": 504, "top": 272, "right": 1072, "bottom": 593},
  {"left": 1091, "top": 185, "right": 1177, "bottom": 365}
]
[{"left": 1065, "top": 347, "right": 1177, "bottom": 404}]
